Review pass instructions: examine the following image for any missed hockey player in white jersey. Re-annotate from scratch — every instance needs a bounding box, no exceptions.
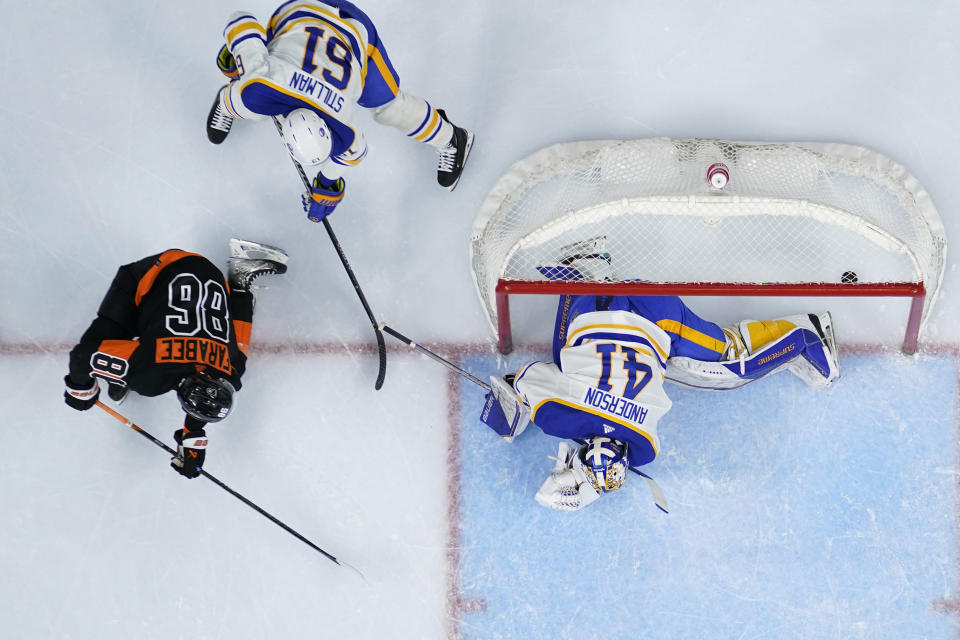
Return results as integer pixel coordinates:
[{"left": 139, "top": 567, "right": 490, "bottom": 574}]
[
  {"left": 206, "top": 0, "right": 475, "bottom": 222},
  {"left": 480, "top": 238, "right": 840, "bottom": 512}
]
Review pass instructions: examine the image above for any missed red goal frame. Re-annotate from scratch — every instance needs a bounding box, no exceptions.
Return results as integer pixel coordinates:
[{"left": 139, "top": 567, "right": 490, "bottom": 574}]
[{"left": 493, "top": 280, "right": 926, "bottom": 355}]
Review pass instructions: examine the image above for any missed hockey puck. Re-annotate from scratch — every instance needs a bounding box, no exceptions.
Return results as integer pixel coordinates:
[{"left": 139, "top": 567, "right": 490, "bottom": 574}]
[{"left": 841, "top": 271, "right": 858, "bottom": 284}]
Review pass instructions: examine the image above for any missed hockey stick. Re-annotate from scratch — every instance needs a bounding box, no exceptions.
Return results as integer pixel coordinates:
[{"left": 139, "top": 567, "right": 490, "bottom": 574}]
[
  {"left": 271, "top": 117, "right": 387, "bottom": 391},
  {"left": 95, "top": 401, "right": 365, "bottom": 579},
  {"left": 378, "top": 324, "right": 669, "bottom": 513}
]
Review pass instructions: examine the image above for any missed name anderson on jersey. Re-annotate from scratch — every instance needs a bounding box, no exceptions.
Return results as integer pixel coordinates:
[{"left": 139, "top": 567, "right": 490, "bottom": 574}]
[
  {"left": 583, "top": 387, "right": 649, "bottom": 424},
  {"left": 289, "top": 71, "right": 344, "bottom": 112}
]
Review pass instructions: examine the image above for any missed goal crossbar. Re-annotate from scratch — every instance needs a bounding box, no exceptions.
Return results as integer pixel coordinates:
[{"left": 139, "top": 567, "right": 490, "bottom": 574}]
[{"left": 494, "top": 279, "right": 926, "bottom": 355}]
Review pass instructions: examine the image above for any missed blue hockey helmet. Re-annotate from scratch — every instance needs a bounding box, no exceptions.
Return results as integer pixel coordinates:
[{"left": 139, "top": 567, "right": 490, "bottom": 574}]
[
  {"left": 177, "top": 371, "right": 235, "bottom": 423},
  {"left": 576, "top": 436, "right": 629, "bottom": 493}
]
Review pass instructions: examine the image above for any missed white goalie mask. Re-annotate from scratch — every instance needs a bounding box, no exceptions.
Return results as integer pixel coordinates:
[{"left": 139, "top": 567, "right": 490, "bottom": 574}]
[
  {"left": 574, "top": 437, "right": 629, "bottom": 493},
  {"left": 280, "top": 108, "right": 333, "bottom": 166}
]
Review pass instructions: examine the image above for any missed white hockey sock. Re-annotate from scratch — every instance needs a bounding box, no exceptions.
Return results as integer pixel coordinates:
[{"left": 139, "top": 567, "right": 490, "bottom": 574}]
[{"left": 372, "top": 91, "right": 453, "bottom": 149}]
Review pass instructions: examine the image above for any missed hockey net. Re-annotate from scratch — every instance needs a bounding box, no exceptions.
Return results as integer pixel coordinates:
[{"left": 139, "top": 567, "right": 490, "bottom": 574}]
[{"left": 469, "top": 139, "right": 946, "bottom": 354}]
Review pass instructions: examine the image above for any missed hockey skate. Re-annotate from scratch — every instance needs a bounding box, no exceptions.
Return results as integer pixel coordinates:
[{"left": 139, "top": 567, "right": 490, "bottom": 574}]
[
  {"left": 206, "top": 86, "right": 234, "bottom": 144},
  {"left": 435, "top": 109, "right": 474, "bottom": 191},
  {"left": 536, "top": 236, "right": 613, "bottom": 282},
  {"left": 227, "top": 238, "right": 288, "bottom": 291}
]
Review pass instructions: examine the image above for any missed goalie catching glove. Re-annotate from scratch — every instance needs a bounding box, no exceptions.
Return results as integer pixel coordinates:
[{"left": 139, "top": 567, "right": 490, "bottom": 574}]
[
  {"left": 302, "top": 171, "right": 345, "bottom": 223},
  {"left": 535, "top": 437, "right": 629, "bottom": 511},
  {"left": 535, "top": 442, "right": 602, "bottom": 511},
  {"left": 479, "top": 375, "right": 531, "bottom": 442},
  {"left": 171, "top": 427, "right": 208, "bottom": 479}
]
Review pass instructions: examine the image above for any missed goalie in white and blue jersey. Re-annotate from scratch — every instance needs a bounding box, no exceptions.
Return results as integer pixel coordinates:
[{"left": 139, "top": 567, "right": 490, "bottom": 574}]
[
  {"left": 480, "top": 237, "right": 840, "bottom": 512},
  {"left": 205, "top": 1, "right": 475, "bottom": 222}
]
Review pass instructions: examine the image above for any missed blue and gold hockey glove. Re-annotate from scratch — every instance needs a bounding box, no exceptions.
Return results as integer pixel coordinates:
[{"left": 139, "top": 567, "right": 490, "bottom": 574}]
[
  {"left": 302, "top": 172, "right": 345, "bottom": 223},
  {"left": 171, "top": 427, "right": 208, "bottom": 479},
  {"left": 216, "top": 45, "right": 239, "bottom": 79}
]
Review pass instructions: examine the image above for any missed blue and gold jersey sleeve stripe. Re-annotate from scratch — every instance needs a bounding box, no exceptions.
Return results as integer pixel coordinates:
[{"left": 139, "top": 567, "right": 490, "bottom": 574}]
[
  {"left": 330, "top": 146, "right": 367, "bottom": 166},
  {"left": 656, "top": 319, "right": 726, "bottom": 356},
  {"left": 225, "top": 15, "right": 267, "bottom": 51}
]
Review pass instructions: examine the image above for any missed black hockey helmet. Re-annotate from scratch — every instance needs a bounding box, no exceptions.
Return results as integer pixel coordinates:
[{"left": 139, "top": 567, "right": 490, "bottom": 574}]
[{"left": 177, "top": 371, "right": 235, "bottom": 423}]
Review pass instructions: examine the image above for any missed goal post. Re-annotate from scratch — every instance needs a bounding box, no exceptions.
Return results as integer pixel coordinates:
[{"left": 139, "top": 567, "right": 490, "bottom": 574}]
[{"left": 470, "top": 139, "right": 945, "bottom": 355}]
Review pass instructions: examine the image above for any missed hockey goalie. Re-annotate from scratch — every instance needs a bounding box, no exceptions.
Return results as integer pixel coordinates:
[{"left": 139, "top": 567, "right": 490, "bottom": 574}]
[{"left": 479, "top": 237, "right": 840, "bottom": 512}]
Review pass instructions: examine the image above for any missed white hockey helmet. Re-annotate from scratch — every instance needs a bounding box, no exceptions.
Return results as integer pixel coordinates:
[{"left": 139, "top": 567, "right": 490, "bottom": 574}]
[
  {"left": 281, "top": 108, "right": 333, "bottom": 166},
  {"left": 574, "top": 436, "right": 629, "bottom": 493}
]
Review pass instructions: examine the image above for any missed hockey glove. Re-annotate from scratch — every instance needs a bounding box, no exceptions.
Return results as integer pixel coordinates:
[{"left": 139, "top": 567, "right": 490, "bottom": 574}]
[
  {"left": 302, "top": 172, "right": 345, "bottom": 223},
  {"left": 535, "top": 442, "right": 601, "bottom": 511},
  {"left": 216, "top": 44, "right": 239, "bottom": 79},
  {"left": 171, "top": 428, "right": 208, "bottom": 479},
  {"left": 479, "top": 375, "right": 531, "bottom": 441},
  {"left": 64, "top": 375, "right": 99, "bottom": 411}
]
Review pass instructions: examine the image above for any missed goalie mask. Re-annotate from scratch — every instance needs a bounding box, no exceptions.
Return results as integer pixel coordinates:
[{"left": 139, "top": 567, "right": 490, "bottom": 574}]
[
  {"left": 177, "top": 371, "right": 235, "bottom": 423},
  {"left": 575, "top": 437, "right": 629, "bottom": 493},
  {"left": 281, "top": 108, "right": 333, "bottom": 166}
]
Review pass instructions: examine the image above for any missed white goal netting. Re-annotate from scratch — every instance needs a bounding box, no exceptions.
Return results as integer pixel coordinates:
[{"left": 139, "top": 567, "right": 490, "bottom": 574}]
[{"left": 470, "top": 138, "right": 946, "bottom": 342}]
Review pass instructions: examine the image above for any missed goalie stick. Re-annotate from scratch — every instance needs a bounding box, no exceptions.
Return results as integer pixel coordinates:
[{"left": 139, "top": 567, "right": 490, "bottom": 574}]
[
  {"left": 379, "top": 324, "right": 669, "bottom": 513},
  {"left": 271, "top": 117, "right": 387, "bottom": 391},
  {"left": 95, "top": 401, "right": 365, "bottom": 580}
]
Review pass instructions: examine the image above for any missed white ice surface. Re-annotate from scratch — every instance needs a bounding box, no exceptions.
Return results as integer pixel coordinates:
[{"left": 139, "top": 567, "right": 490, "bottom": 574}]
[{"left": 2, "top": 1, "right": 959, "bottom": 638}]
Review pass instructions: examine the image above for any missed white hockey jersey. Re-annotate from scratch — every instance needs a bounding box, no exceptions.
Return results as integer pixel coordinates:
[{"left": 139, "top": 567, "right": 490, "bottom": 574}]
[
  {"left": 513, "top": 310, "right": 673, "bottom": 466},
  {"left": 220, "top": 1, "right": 402, "bottom": 162}
]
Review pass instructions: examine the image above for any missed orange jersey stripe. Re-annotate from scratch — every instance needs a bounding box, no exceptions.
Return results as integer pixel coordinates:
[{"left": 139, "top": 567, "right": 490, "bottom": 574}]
[
  {"left": 233, "top": 319, "right": 253, "bottom": 356},
  {"left": 135, "top": 250, "right": 203, "bottom": 306}
]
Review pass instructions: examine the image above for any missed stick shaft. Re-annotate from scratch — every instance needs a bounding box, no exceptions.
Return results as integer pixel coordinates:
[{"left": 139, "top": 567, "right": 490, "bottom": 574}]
[
  {"left": 272, "top": 116, "right": 387, "bottom": 390},
  {"left": 95, "top": 402, "right": 361, "bottom": 568},
  {"left": 380, "top": 324, "right": 490, "bottom": 390}
]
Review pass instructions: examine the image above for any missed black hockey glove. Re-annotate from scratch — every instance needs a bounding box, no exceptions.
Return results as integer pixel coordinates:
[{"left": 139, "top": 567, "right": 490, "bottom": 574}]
[
  {"left": 64, "top": 375, "right": 99, "bottom": 411},
  {"left": 171, "top": 428, "right": 208, "bottom": 479}
]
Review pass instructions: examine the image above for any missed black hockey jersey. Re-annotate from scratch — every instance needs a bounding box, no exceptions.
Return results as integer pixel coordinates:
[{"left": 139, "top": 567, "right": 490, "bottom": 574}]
[{"left": 68, "top": 250, "right": 253, "bottom": 398}]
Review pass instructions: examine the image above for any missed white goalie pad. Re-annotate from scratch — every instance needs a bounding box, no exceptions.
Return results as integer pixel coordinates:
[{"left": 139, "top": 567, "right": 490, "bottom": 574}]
[
  {"left": 667, "top": 313, "right": 840, "bottom": 391},
  {"left": 534, "top": 443, "right": 601, "bottom": 511},
  {"left": 665, "top": 356, "right": 773, "bottom": 390}
]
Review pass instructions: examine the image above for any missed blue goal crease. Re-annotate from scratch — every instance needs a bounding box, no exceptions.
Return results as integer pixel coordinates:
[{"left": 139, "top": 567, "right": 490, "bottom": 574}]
[{"left": 453, "top": 352, "right": 959, "bottom": 640}]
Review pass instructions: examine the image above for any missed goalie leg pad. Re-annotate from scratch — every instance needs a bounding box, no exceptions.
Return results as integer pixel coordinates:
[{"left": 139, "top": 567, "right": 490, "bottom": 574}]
[{"left": 667, "top": 314, "right": 839, "bottom": 390}]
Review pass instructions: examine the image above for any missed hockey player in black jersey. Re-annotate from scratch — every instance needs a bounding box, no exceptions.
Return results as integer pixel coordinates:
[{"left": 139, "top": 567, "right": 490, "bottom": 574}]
[{"left": 63, "top": 239, "right": 288, "bottom": 478}]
